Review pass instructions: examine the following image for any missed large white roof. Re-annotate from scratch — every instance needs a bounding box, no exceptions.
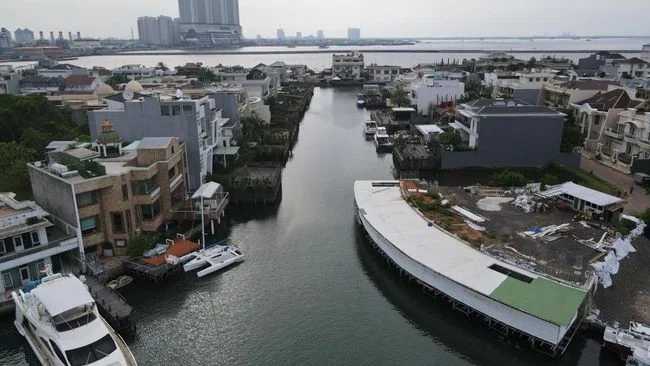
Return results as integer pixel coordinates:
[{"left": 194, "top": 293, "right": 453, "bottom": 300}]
[
  {"left": 354, "top": 180, "right": 525, "bottom": 296},
  {"left": 538, "top": 181, "right": 623, "bottom": 207},
  {"left": 192, "top": 181, "right": 222, "bottom": 199},
  {"left": 415, "top": 124, "right": 443, "bottom": 135},
  {"left": 32, "top": 275, "right": 94, "bottom": 316}
]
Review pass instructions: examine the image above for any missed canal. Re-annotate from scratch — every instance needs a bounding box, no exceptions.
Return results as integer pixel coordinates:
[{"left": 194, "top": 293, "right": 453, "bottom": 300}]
[{"left": 0, "top": 87, "right": 622, "bottom": 365}]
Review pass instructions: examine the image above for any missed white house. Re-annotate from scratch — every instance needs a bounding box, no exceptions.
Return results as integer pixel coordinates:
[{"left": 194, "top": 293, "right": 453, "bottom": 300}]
[
  {"left": 410, "top": 75, "right": 465, "bottom": 116},
  {"left": 111, "top": 64, "right": 156, "bottom": 79},
  {"left": 366, "top": 64, "right": 401, "bottom": 83},
  {"left": 63, "top": 75, "right": 103, "bottom": 93},
  {"left": 614, "top": 58, "right": 650, "bottom": 80},
  {"left": 332, "top": 52, "right": 364, "bottom": 80}
]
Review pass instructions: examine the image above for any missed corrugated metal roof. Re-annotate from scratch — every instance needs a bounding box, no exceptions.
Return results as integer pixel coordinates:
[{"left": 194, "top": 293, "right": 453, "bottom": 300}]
[{"left": 538, "top": 181, "right": 623, "bottom": 207}]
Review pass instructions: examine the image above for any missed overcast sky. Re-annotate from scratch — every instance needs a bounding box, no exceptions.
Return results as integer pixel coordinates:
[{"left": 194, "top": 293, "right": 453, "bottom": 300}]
[{"left": 2, "top": 0, "right": 650, "bottom": 39}]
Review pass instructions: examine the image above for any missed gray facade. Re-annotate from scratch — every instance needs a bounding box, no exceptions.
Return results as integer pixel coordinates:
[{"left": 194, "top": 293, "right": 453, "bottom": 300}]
[
  {"left": 89, "top": 96, "right": 207, "bottom": 189},
  {"left": 211, "top": 92, "right": 242, "bottom": 139},
  {"left": 512, "top": 89, "right": 542, "bottom": 106},
  {"left": 444, "top": 114, "right": 579, "bottom": 169},
  {"left": 577, "top": 54, "right": 605, "bottom": 72},
  {"left": 27, "top": 167, "right": 78, "bottom": 229}
]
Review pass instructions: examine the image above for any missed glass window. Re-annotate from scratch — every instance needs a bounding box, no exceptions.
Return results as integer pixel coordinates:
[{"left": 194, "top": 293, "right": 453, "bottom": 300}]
[
  {"left": 80, "top": 216, "right": 99, "bottom": 236},
  {"left": 13, "top": 236, "right": 23, "bottom": 248},
  {"left": 1, "top": 238, "right": 15, "bottom": 255},
  {"left": 160, "top": 105, "right": 170, "bottom": 116},
  {"left": 121, "top": 184, "right": 128, "bottom": 201},
  {"left": 111, "top": 213, "right": 125, "bottom": 233},
  {"left": 182, "top": 105, "right": 193, "bottom": 113},
  {"left": 76, "top": 192, "right": 97, "bottom": 207},
  {"left": 172, "top": 105, "right": 181, "bottom": 116},
  {"left": 65, "top": 334, "right": 116, "bottom": 366},
  {"left": 31, "top": 232, "right": 40, "bottom": 246},
  {"left": 132, "top": 177, "right": 157, "bottom": 195},
  {"left": 50, "top": 340, "right": 67, "bottom": 365},
  {"left": 169, "top": 165, "right": 176, "bottom": 178},
  {"left": 22, "top": 233, "right": 34, "bottom": 250},
  {"left": 140, "top": 201, "right": 161, "bottom": 221},
  {"left": 2, "top": 272, "right": 13, "bottom": 290}
]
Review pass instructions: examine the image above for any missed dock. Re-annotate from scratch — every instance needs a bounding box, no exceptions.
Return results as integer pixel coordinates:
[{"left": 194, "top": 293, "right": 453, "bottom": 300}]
[
  {"left": 124, "top": 235, "right": 199, "bottom": 283},
  {"left": 85, "top": 276, "right": 136, "bottom": 336}
]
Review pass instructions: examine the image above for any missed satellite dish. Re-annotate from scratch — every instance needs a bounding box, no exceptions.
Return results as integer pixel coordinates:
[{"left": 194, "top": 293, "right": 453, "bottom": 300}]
[
  {"left": 122, "top": 89, "right": 134, "bottom": 101},
  {"left": 175, "top": 89, "right": 183, "bottom": 99}
]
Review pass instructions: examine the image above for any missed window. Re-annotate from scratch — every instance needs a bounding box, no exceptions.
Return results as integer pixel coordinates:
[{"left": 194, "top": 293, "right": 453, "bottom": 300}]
[
  {"left": 13, "top": 236, "right": 23, "bottom": 249},
  {"left": 160, "top": 105, "right": 170, "bottom": 116},
  {"left": 31, "top": 232, "right": 40, "bottom": 246},
  {"left": 65, "top": 334, "right": 116, "bottom": 366},
  {"left": 76, "top": 191, "right": 97, "bottom": 207},
  {"left": 121, "top": 184, "right": 129, "bottom": 201},
  {"left": 0, "top": 238, "right": 15, "bottom": 256},
  {"left": 535, "top": 78, "right": 541, "bottom": 82},
  {"left": 182, "top": 105, "right": 193, "bottom": 113},
  {"left": 22, "top": 233, "right": 35, "bottom": 250},
  {"left": 169, "top": 165, "right": 177, "bottom": 179},
  {"left": 140, "top": 201, "right": 161, "bottom": 221},
  {"left": 50, "top": 340, "right": 67, "bottom": 365},
  {"left": 111, "top": 213, "right": 125, "bottom": 233},
  {"left": 172, "top": 105, "right": 181, "bottom": 116},
  {"left": 125, "top": 210, "right": 132, "bottom": 230},
  {"left": 132, "top": 177, "right": 158, "bottom": 195},
  {"left": 20, "top": 266, "right": 30, "bottom": 282},
  {"left": 528, "top": 78, "right": 533, "bottom": 82},
  {"left": 2, "top": 272, "right": 13, "bottom": 290},
  {"left": 543, "top": 78, "right": 548, "bottom": 82},
  {"left": 80, "top": 216, "right": 99, "bottom": 235}
]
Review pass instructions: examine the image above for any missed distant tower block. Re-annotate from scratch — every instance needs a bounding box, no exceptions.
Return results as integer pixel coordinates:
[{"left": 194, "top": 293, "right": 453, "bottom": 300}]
[
  {"left": 39, "top": 31, "right": 44, "bottom": 40},
  {"left": 58, "top": 31, "right": 63, "bottom": 39},
  {"left": 49, "top": 31, "right": 54, "bottom": 42},
  {"left": 77, "top": 31, "right": 81, "bottom": 40},
  {"left": 68, "top": 32, "right": 72, "bottom": 41}
]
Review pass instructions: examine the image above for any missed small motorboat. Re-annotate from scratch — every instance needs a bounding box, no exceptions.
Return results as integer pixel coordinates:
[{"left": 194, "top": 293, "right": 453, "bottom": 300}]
[
  {"left": 374, "top": 126, "right": 394, "bottom": 151},
  {"left": 364, "top": 120, "right": 378, "bottom": 135},
  {"left": 108, "top": 275, "right": 133, "bottom": 290},
  {"left": 356, "top": 93, "right": 366, "bottom": 107}
]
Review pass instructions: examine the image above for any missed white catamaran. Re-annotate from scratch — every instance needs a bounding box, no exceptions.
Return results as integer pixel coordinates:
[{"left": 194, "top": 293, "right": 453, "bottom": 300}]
[
  {"left": 180, "top": 182, "right": 244, "bottom": 277},
  {"left": 12, "top": 272, "right": 137, "bottom": 366}
]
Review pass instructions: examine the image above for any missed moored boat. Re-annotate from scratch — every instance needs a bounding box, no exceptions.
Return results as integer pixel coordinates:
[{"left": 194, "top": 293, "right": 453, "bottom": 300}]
[
  {"left": 363, "top": 120, "right": 378, "bottom": 135},
  {"left": 12, "top": 273, "right": 137, "bottom": 366},
  {"left": 603, "top": 322, "right": 650, "bottom": 360},
  {"left": 373, "top": 126, "right": 393, "bottom": 151}
]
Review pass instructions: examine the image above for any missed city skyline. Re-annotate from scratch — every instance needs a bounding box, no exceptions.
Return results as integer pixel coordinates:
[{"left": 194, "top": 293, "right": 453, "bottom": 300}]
[{"left": 1, "top": 0, "right": 650, "bottom": 40}]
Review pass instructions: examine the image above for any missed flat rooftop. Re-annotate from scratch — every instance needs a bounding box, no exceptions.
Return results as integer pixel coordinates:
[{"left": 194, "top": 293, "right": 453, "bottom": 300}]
[{"left": 354, "top": 180, "right": 588, "bottom": 328}]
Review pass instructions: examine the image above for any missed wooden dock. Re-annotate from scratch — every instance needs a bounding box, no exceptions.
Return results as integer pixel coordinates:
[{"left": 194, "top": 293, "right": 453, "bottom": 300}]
[{"left": 85, "top": 276, "right": 136, "bottom": 336}]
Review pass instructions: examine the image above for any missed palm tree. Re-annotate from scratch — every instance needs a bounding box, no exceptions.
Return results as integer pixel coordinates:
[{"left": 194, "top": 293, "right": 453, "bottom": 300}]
[{"left": 156, "top": 62, "right": 168, "bottom": 71}]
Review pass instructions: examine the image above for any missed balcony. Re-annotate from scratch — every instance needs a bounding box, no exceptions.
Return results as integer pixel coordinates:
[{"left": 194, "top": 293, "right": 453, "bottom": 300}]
[
  {"left": 140, "top": 214, "right": 164, "bottom": 233},
  {"left": 639, "top": 138, "right": 650, "bottom": 149},
  {"left": 624, "top": 134, "right": 640, "bottom": 144},
  {"left": 0, "top": 236, "right": 78, "bottom": 269},
  {"left": 603, "top": 128, "right": 624, "bottom": 140}
]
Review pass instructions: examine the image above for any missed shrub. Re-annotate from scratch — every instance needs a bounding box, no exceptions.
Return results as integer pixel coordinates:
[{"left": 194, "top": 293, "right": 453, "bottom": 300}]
[
  {"left": 126, "top": 234, "right": 156, "bottom": 258},
  {"left": 491, "top": 170, "right": 527, "bottom": 188}
]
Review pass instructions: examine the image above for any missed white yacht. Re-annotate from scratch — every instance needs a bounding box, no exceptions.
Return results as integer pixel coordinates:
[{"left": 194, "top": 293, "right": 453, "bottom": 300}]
[
  {"left": 363, "top": 120, "right": 378, "bottom": 135},
  {"left": 374, "top": 126, "right": 393, "bottom": 151},
  {"left": 12, "top": 273, "right": 137, "bottom": 366},
  {"left": 603, "top": 322, "right": 650, "bottom": 361}
]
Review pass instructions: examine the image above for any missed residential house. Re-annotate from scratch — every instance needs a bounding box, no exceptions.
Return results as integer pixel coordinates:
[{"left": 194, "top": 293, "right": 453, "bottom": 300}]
[
  {"left": 63, "top": 75, "right": 102, "bottom": 93},
  {"left": 88, "top": 90, "right": 220, "bottom": 189},
  {"left": 111, "top": 64, "right": 156, "bottom": 79},
  {"left": 614, "top": 58, "right": 650, "bottom": 80},
  {"left": 19, "top": 75, "right": 64, "bottom": 94},
  {"left": 410, "top": 74, "right": 465, "bottom": 116},
  {"left": 0, "top": 66, "right": 21, "bottom": 94},
  {"left": 27, "top": 133, "right": 189, "bottom": 257},
  {"left": 576, "top": 52, "right": 626, "bottom": 76},
  {"left": 538, "top": 80, "right": 619, "bottom": 109},
  {"left": 37, "top": 63, "right": 88, "bottom": 78},
  {"left": 447, "top": 99, "right": 577, "bottom": 168},
  {"left": 492, "top": 70, "right": 557, "bottom": 105},
  {"left": 598, "top": 108, "right": 650, "bottom": 172},
  {"left": 332, "top": 52, "right": 364, "bottom": 80},
  {"left": 642, "top": 44, "right": 650, "bottom": 62},
  {"left": 0, "top": 193, "right": 80, "bottom": 312},
  {"left": 570, "top": 89, "right": 640, "bottom": 154},
  {"left": 366, "top": 64, "right": 401, "bottom": 83}
]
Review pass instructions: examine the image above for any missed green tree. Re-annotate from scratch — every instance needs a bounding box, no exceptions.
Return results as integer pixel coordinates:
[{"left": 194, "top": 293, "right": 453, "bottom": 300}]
[
  {"left": 439, "top": 131, "right": 462, "bottom": 147},
  {"left": 526, "top": 57, "right": 537, "bottom": 69},
  {"left": 126, "top": 234, "right": 156, "bottom": 258},
  {"left": 560, "top": 113, "right": 584, "bottom": 153},
  {"left": 246, "top": 68, "right": 267, "bottom": 80},
  {"left": 197, "top": 68, "right": 219, "bottom": 82},
  {"left": 155, "top": 61, "right": 169, "bottom": 71},
  {"left": 491, "top": 170, "right": 527, "bottom": 188},
  {"left": 0, "top": 142, "right": 35, "bottom": 196},
  {"left": 105, "top": 74, "right": 130, "bottom": 88},
  {"left": 392, "top": 86, "right": 410, "bottom": 107}
]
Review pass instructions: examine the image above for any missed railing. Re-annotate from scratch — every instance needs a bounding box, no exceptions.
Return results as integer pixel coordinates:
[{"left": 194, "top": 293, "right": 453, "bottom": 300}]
[
  {"left": 0, "top": 238, "right": 77, "bottom": 265},
  {"left": 604, "top": 128, "right": 624, "bottom": 139}
]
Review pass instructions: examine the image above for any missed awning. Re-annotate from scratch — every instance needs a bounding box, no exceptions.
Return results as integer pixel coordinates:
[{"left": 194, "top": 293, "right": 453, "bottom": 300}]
[{"left": 191, "top": 182, "right": 222, "bottom": 199}]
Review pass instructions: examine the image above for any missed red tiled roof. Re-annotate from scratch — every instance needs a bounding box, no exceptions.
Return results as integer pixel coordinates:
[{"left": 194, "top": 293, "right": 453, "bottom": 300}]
[
  {"left": 574, "top": 89, "right": 630, "bottom": 111},
  {"left": 63, "top": 75, "right": 97, "bottom": 86},
  {"left": 560, "top": 80, "right": 619, "bottom": 90},
  {"left": 618, "top": 57, "right": 649, "bottom": 65}
]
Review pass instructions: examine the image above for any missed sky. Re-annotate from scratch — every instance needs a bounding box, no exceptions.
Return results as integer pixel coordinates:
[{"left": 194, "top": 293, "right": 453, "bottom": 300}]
[{"left": 2, "top": 0, "right": 650, "bottom": 40}]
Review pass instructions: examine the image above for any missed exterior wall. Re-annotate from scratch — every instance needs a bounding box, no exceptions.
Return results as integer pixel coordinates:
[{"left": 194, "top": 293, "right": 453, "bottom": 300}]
[
  {"left": 27, "top": 166, "right": 78, "bottom": 230},
  {"left": 412, "top": 80, "right": 465, "bottom": 115},
  {"left": 359, "top": 212, "right": 565, "bottom": 344},
  {"left": 444, "top": 115, "right": 579, "bottom": 168},
  {"left": 89, "top": 98, "right": 204, "bottom": 189}
]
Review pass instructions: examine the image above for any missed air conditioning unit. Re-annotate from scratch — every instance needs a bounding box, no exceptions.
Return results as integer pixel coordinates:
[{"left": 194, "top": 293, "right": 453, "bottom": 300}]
[{"left": 51, "top": 163, "right": 69, "bottom": 176}]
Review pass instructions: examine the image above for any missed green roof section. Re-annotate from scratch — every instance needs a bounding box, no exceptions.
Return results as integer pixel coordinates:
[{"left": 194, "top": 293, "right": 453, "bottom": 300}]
[{"left": 489, "top": 277, "right": 587, "bottom": 326}]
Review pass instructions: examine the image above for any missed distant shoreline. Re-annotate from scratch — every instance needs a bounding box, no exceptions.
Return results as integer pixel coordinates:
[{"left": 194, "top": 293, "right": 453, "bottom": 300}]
[{"left": 113, "top": 49, "right": 643, "bottom": 56}]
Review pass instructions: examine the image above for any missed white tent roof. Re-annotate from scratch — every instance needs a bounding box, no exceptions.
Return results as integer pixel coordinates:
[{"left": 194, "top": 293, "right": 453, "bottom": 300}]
[
  {"left": 191, "top": 181, "right": 222, "bottom": 199},
  {"left": 538, "top": 181, "right": 623, "bottom": 207},
  {"left": 32, "top": 276, "right": 94, "bottom": 316}
]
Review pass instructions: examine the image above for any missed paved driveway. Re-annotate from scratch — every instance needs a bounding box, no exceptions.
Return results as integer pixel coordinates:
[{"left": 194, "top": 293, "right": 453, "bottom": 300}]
[{"left": 581, "top": 155, "right": 650, "bottom": 214}]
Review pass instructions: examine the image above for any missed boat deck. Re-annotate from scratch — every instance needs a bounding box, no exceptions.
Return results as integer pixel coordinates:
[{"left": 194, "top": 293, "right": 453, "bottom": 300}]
[
  {"left": 354, "top": 180, "right": 591, "bottom": 347},
  {"left": 141, "top": 239, "right": 199, "bottom": 266}
]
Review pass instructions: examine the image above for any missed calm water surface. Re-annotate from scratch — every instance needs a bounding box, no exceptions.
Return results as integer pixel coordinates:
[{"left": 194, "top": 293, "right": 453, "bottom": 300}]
[{"left": 0, "top": 88, "right": 624, "bottom": 365}]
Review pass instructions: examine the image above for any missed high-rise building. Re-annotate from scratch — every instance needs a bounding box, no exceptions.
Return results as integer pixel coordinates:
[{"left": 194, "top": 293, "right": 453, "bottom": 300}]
[
  {"left": 14, "top": 28, "right": 35, "bottom": 44},
  {"left": 296, "top": 32, "right": 302, "bottom": 39},
  {"left": 0, "top": 28, "right": 12, "bottom": 49},
  {"left": 138, "top": 15, "right": 179, "bottom": 46},
  {"left": 347, "top": 27, "right": 361, "bottom": 41},
  {"left": 276, "top": 28, "right": 285, "bottom": 40},
  {"left": 317, "top": 30, "right": 324, "bottom": 39},
  {"left": 178, "top": 0, "right": 242, "bottom": 46}
]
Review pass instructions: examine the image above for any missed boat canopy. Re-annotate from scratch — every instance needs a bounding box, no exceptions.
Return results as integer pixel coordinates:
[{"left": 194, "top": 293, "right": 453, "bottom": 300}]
[
  {"left": 32, "top": 276, "right": 94, "bottom": 316},
  {"left": 192, "top": 181, "right": 222, "bottom": 199}
]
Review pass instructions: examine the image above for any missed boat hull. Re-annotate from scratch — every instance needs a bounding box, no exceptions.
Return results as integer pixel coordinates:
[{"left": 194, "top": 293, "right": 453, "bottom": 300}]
[{"left": 196, "top": 253, "right": 244, "bottom": 278}]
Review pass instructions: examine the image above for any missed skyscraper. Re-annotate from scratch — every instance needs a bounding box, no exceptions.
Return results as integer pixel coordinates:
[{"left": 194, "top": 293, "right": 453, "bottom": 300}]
[
  {"left": 0, "top": 28, "right": 12, "bottom": 49},
  {"left": 276, "top": 29, "right": 285, "bottom": 40},
  {"left": 138, "top": 16, "right": 179, "bottom": 46},
  {"left": 178, "top": 0, "right": 242, "bottom": 46},
  {"left": 296, "top": 32, "right": 302, "bottom": 39},
  {"left": 14, "top": 28, "right": 34, "bottom": 44},
  {"left": 317, "top": 30, "right": 324, "bottom": 39},
  {"left": 347, "top": 28, "right": 361, "bottom": 41}
]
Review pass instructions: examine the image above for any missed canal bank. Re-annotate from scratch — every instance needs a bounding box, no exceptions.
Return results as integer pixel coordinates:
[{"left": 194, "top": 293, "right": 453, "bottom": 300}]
[{"left": 0, "top": 87, "right": 638, "bottom": 366}]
